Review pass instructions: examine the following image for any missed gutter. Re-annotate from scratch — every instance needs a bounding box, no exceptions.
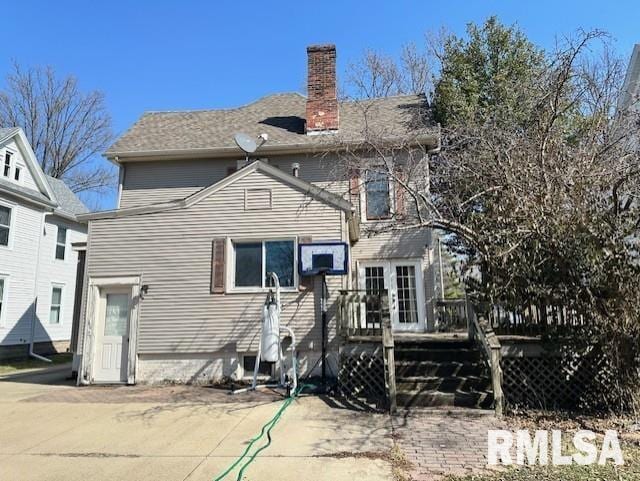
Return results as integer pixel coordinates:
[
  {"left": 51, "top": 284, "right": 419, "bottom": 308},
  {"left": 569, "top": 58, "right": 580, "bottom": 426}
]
[{"left": 29, "top": 211, "right": 53, "bottom": 363}]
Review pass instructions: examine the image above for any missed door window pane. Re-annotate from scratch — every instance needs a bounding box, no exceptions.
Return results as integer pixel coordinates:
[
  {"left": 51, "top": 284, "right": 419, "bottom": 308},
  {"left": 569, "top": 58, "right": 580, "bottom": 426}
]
[
  {"left": 366, "top": 171, "right": 391, "bottom": 219},
  {"left": 234, "top": 242, "right": 262, "bottom": 287},
  {"left": 396, "top": 265, "right": 418, "bottom": 324},
  {"left": 364, "top": 266, "right": 385, "bottom": 326},
  {"left": 265, "top": 241, "right": 294, "bottom": 287},
  {"left": 49, "top": 287, "right": 62, "bottom": 324},
  {"left": 104, "top": 293, "right": 129, "bottom": 336}
]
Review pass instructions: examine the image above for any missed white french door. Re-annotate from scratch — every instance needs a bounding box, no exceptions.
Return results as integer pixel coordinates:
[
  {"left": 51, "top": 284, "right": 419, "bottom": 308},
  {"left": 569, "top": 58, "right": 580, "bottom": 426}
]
[
  {"left": 358, "top": 260, "right": 426, "bottom": 332},
  {"left": 93, "top": 287, "right": 132, "bottom": 383}
]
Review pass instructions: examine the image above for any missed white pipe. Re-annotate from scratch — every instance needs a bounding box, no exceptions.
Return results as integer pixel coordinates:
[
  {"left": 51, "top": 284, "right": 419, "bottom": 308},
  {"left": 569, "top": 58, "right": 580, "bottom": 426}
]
[{"left": 30, "top": 211, "right": 52, "bottom": 362}]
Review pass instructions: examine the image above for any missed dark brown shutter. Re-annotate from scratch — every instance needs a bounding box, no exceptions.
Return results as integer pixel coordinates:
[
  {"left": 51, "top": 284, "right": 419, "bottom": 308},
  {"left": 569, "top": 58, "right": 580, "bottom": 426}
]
[
  {"left": 298, "top": 236, "right": 313, "bottom": 291},
  {"left": 211, "top": 238, "right": 226, "bottom": 294},
  {"left": 394, "top": 166, "right": 407, "bottom": 217}
]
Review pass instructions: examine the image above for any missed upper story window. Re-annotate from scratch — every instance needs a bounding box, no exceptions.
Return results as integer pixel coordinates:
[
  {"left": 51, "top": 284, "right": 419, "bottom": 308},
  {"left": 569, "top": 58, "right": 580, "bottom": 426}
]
[
  {"left": 233, "top": 240, "right": 295, "bottom": 289},
  {"left": 55, "top": 226, "right": 67, "bottom": 260},
  {"left": 0, "top": 205, "right": 11, "bottom": 247},
  {"left": 14, "top": 164, "right": 22, "bottom": 182},
  {"left": 3, "top": 152, "right": 11, "bottom": 177},
  {"left": 365, "top": 171, "right": 391, "bottom": 220}
]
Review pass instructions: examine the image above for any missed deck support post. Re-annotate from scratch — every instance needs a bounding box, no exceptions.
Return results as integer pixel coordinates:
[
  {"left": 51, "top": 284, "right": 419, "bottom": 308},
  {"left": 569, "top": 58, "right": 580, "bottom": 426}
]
[{"left": 381, "top": 291, "right": 397, "bottom": 413}]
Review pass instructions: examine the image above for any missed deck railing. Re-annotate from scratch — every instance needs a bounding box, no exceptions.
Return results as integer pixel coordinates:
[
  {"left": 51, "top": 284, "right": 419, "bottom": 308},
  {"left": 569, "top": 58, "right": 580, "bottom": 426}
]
[
  {"left": 337, "top": 289, "right": 389, "bottom": 340},
  {"left": 488, "top": 303, "right": 586, "bottom": 336},
  {"left": 435, "top": 298, "right": 469, "bottom": 332},
  {"left": 469, "top": 307, "right": 504, "bottom": 416}
]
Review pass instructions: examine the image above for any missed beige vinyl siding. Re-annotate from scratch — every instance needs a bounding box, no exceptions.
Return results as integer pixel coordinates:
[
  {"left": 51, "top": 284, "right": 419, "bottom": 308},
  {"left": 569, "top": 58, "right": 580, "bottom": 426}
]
[
  {"left": 85, "top": 169, "right": 346, "bottom": 354},
  {"left": 120, "top": 158, "right": 238, "bottom": 207},
  {"left": 119, "top": 155, "right": 349, "bottom": 208}
]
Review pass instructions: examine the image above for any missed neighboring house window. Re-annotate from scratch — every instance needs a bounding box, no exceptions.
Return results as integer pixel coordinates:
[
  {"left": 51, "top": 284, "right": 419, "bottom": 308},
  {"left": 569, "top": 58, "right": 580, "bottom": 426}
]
[
  {"left": 233, "top": 240, "right": 295, "bottom": 288},
  {"left": 365, "top": 171, "right": 391, "bottom": 219},
  {"left": 0, "top": 205, "right": 11, "bottom": 247},
  {"left": 55, "top": 226, "right": 67, "bottom": 260},
  {"left": 49, "top": 285, "right": 63, "bottom": 324},
  {"left": 14, "top": 164, "right": 22, "bottom": 182},
  {"left": 3, "top": 152, "right": 11, "bottom": 177},
  {"left": 0, "top": 277, "right": 6, "bottom": 323}
]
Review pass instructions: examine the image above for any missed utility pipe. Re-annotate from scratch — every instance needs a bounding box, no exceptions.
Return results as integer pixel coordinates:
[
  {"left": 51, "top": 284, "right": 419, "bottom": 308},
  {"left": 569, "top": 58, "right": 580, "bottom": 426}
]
[{"left": 29, "top": 211, "right": 52, "bottom": 363}]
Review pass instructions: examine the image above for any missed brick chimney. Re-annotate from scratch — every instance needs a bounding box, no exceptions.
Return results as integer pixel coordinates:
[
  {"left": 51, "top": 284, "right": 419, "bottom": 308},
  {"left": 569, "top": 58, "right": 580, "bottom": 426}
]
[{"left": 306, "top": 44, "right": 339, "bottom": 133}]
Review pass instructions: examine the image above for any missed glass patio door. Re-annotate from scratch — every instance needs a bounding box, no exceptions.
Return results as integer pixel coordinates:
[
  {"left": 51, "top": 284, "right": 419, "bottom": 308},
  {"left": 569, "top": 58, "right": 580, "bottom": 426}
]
[{"left": 358, "top": 260, "right": 426, "bottom": 332}]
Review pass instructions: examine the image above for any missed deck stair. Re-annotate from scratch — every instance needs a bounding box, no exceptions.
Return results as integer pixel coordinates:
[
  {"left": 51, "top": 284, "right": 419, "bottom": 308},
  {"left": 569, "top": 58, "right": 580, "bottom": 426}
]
[{"left": 394, "top": 338, "right": 494, "bottom": 409}]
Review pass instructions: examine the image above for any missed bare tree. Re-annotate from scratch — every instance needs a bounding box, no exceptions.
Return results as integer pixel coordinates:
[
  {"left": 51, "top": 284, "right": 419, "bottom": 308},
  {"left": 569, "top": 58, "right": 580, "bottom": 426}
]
[
  {"left": 340, "top": 28, "right": 640, "bottom": 409},
  {"left": 345, "top": 42, "right": 433, "bottom": 99},
  {"left": 0, "top": 62, "right": 115, "bottom": 195}
]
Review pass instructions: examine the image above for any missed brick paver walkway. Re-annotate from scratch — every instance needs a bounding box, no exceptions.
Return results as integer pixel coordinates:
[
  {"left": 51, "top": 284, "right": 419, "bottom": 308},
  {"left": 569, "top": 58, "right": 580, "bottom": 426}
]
[{"left": 392, "top": 408, "right": 505, "bottom": 480}]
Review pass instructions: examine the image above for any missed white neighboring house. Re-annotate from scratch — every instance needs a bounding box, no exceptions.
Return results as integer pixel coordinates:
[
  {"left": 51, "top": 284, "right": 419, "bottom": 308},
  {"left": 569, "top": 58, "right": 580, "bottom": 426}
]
[{"left": 0, "top": 127, "right": 88, "bottom": 360}]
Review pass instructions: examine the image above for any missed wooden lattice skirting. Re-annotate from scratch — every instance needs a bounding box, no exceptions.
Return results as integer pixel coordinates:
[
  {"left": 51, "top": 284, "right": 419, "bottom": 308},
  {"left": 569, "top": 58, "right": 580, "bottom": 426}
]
[
  {"left": 501, "top": 346, "right": 614, "bottom": 410},
  {"left": 337, "top": 346, "right": 386, "bottom": 408}
]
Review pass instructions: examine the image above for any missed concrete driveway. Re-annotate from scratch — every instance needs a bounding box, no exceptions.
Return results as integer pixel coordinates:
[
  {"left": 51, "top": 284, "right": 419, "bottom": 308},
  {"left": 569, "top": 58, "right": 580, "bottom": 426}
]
[{"left": 0, "top": 368, "right": 393, "bottom": 481}]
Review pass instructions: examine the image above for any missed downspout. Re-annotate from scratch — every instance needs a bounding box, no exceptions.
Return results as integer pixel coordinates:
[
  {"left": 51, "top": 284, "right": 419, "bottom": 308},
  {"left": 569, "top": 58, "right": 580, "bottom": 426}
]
[{"left": 29, "top": 211, "right": 52, "bottom": 362}]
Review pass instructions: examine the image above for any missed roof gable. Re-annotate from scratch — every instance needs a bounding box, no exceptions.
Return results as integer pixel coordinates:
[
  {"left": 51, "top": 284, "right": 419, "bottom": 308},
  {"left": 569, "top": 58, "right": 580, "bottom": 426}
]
[
  {"left": 78, "top": 160, "right": 353, "bottom": 221},
  {"left": 0, "top": 127, "right": 56, "bottom": 203}
]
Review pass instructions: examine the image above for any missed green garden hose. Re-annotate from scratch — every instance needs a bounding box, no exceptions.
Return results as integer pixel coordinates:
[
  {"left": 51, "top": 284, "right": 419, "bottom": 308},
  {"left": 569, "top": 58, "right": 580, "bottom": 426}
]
[{"left": 213, "top": 384, "right": 313, "bottom": 481}]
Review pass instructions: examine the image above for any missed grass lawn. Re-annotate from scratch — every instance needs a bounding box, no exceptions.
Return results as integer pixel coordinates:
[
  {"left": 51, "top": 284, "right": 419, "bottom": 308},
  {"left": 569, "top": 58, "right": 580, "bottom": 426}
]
[
  {"left": 447, "top": 444, "right": 640, "bottom": 481},
  {"left": 0, "top": 352, "right": 73, "bottom": 375}
]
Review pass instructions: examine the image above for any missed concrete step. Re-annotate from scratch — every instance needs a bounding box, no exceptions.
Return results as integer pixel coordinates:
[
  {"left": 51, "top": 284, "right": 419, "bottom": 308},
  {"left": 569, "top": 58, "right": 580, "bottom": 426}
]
[
  {"left": 397, "top": 376, "right": 493, "bottom": 394},
  {"left": 395, "top": 360, "right": 486, "bottom": 378},
  {"left": 396, "top": 389, "right": 494, "bottom": 409},
  {"left": 394, "top": 348, "right": 482, "bottom": 363}
]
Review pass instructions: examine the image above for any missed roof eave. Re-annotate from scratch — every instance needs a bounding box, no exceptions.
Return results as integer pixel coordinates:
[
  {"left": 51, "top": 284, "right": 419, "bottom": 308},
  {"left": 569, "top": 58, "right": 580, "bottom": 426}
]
[{"left": 104, "top": 131, "right": 441, "bottom": 163}]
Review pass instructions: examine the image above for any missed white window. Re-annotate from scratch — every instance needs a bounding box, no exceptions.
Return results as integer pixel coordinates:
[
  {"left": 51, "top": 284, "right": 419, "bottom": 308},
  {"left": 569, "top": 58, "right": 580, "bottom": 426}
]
[
  {"left": 0, "top": 276, "right": 7, "bottom": 325},
  {"left": 0, "top": 205, "right": 11, "bottom": 247},
  {"left": 3, "top": 151, "right": 11, "bottom": 177},
  {"left": 14, "top": 164, "right": 23, "bottom": 182},
  {"left": 365, "top": 170, "right": 391, "bottom": 220},
  {"left": 55, "top": 226, "right": 67, "bottom": 260},
  {"left": 49, "top": 285, "right": 63, "bottom": 324},
  {"left": 233, "top": 239, "right": 295, "bottom": 289}
]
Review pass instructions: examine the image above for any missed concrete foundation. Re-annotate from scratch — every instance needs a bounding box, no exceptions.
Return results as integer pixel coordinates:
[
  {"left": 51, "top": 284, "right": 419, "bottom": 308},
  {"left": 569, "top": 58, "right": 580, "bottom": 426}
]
[
  {"left": 0, "top": 340, "right": 70, "bottom": 361},
  {"left": 135, "top": 349, "right": 339, "bottom": 384}
]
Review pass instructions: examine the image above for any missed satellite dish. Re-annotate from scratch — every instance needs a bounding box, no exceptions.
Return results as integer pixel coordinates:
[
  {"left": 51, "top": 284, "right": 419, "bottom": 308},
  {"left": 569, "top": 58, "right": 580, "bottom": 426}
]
[{"left": 234, "top": 133, "right": 258, "bottom": 153}]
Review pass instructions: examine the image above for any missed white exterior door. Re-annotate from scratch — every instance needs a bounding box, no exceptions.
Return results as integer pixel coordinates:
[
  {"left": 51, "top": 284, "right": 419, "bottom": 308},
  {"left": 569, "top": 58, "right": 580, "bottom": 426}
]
[
  {"left": 93, "top": 287, "right": 131, "bottom": 383},
  {"left": 358, "top": 260, "right": 426, "bottom": 332}
]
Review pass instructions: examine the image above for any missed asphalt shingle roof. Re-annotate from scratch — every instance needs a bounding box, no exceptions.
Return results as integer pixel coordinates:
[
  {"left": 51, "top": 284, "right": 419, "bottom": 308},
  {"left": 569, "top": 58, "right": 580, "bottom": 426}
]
[
  {"left": 106, "top": 93, "right": 436, "bottom": 156},
  {"left": 46, "top": 175, "right": 89, "bottom": 216}
]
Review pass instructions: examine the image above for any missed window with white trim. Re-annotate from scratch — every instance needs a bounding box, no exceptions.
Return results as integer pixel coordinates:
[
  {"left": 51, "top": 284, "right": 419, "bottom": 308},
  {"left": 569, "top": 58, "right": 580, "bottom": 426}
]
[
  {"left": 233, "top": 240, "right": 295, "bottom": 288},
  {"left": 14, "top": 164, "right": 23, "bottom": 182},
  {"left": 365, "top": 170, "right": 391, "bottom": 220},
  {"left": 0, "top": 205, "right": 11, "bottom": 247},
  {"left": 49, "top": 285, "right": 63, "bottom": 324},
  {"left": 55, "top": 226, "right": 67, "bottom": 260},
  {"left": 3, "top": 151, "right": 11, "bottom": 177},
  {"left": 0, "top": 277, "right": 6, "bottom": 323}
]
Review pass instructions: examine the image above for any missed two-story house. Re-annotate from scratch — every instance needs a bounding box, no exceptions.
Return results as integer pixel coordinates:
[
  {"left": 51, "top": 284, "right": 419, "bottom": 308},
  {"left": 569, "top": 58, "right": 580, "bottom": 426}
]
[
  {"left": 76, "top": 45, "right": 440, "bottom": 385},
  {"left": 0, "top": 127, "right": 88, "bottom": 360}
]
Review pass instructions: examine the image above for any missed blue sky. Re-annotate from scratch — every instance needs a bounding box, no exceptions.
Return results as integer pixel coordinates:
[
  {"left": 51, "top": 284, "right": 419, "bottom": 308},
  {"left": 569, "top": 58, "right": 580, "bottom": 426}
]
[{"left": 2, "top": 0, "right": 639, "bottom": 209}]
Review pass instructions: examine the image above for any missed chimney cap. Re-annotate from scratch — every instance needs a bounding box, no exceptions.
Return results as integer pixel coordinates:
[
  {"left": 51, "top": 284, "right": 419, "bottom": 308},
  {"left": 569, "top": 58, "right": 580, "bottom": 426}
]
[{"left": 307, "top": 44, "right": 336, "bottom": 53}]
